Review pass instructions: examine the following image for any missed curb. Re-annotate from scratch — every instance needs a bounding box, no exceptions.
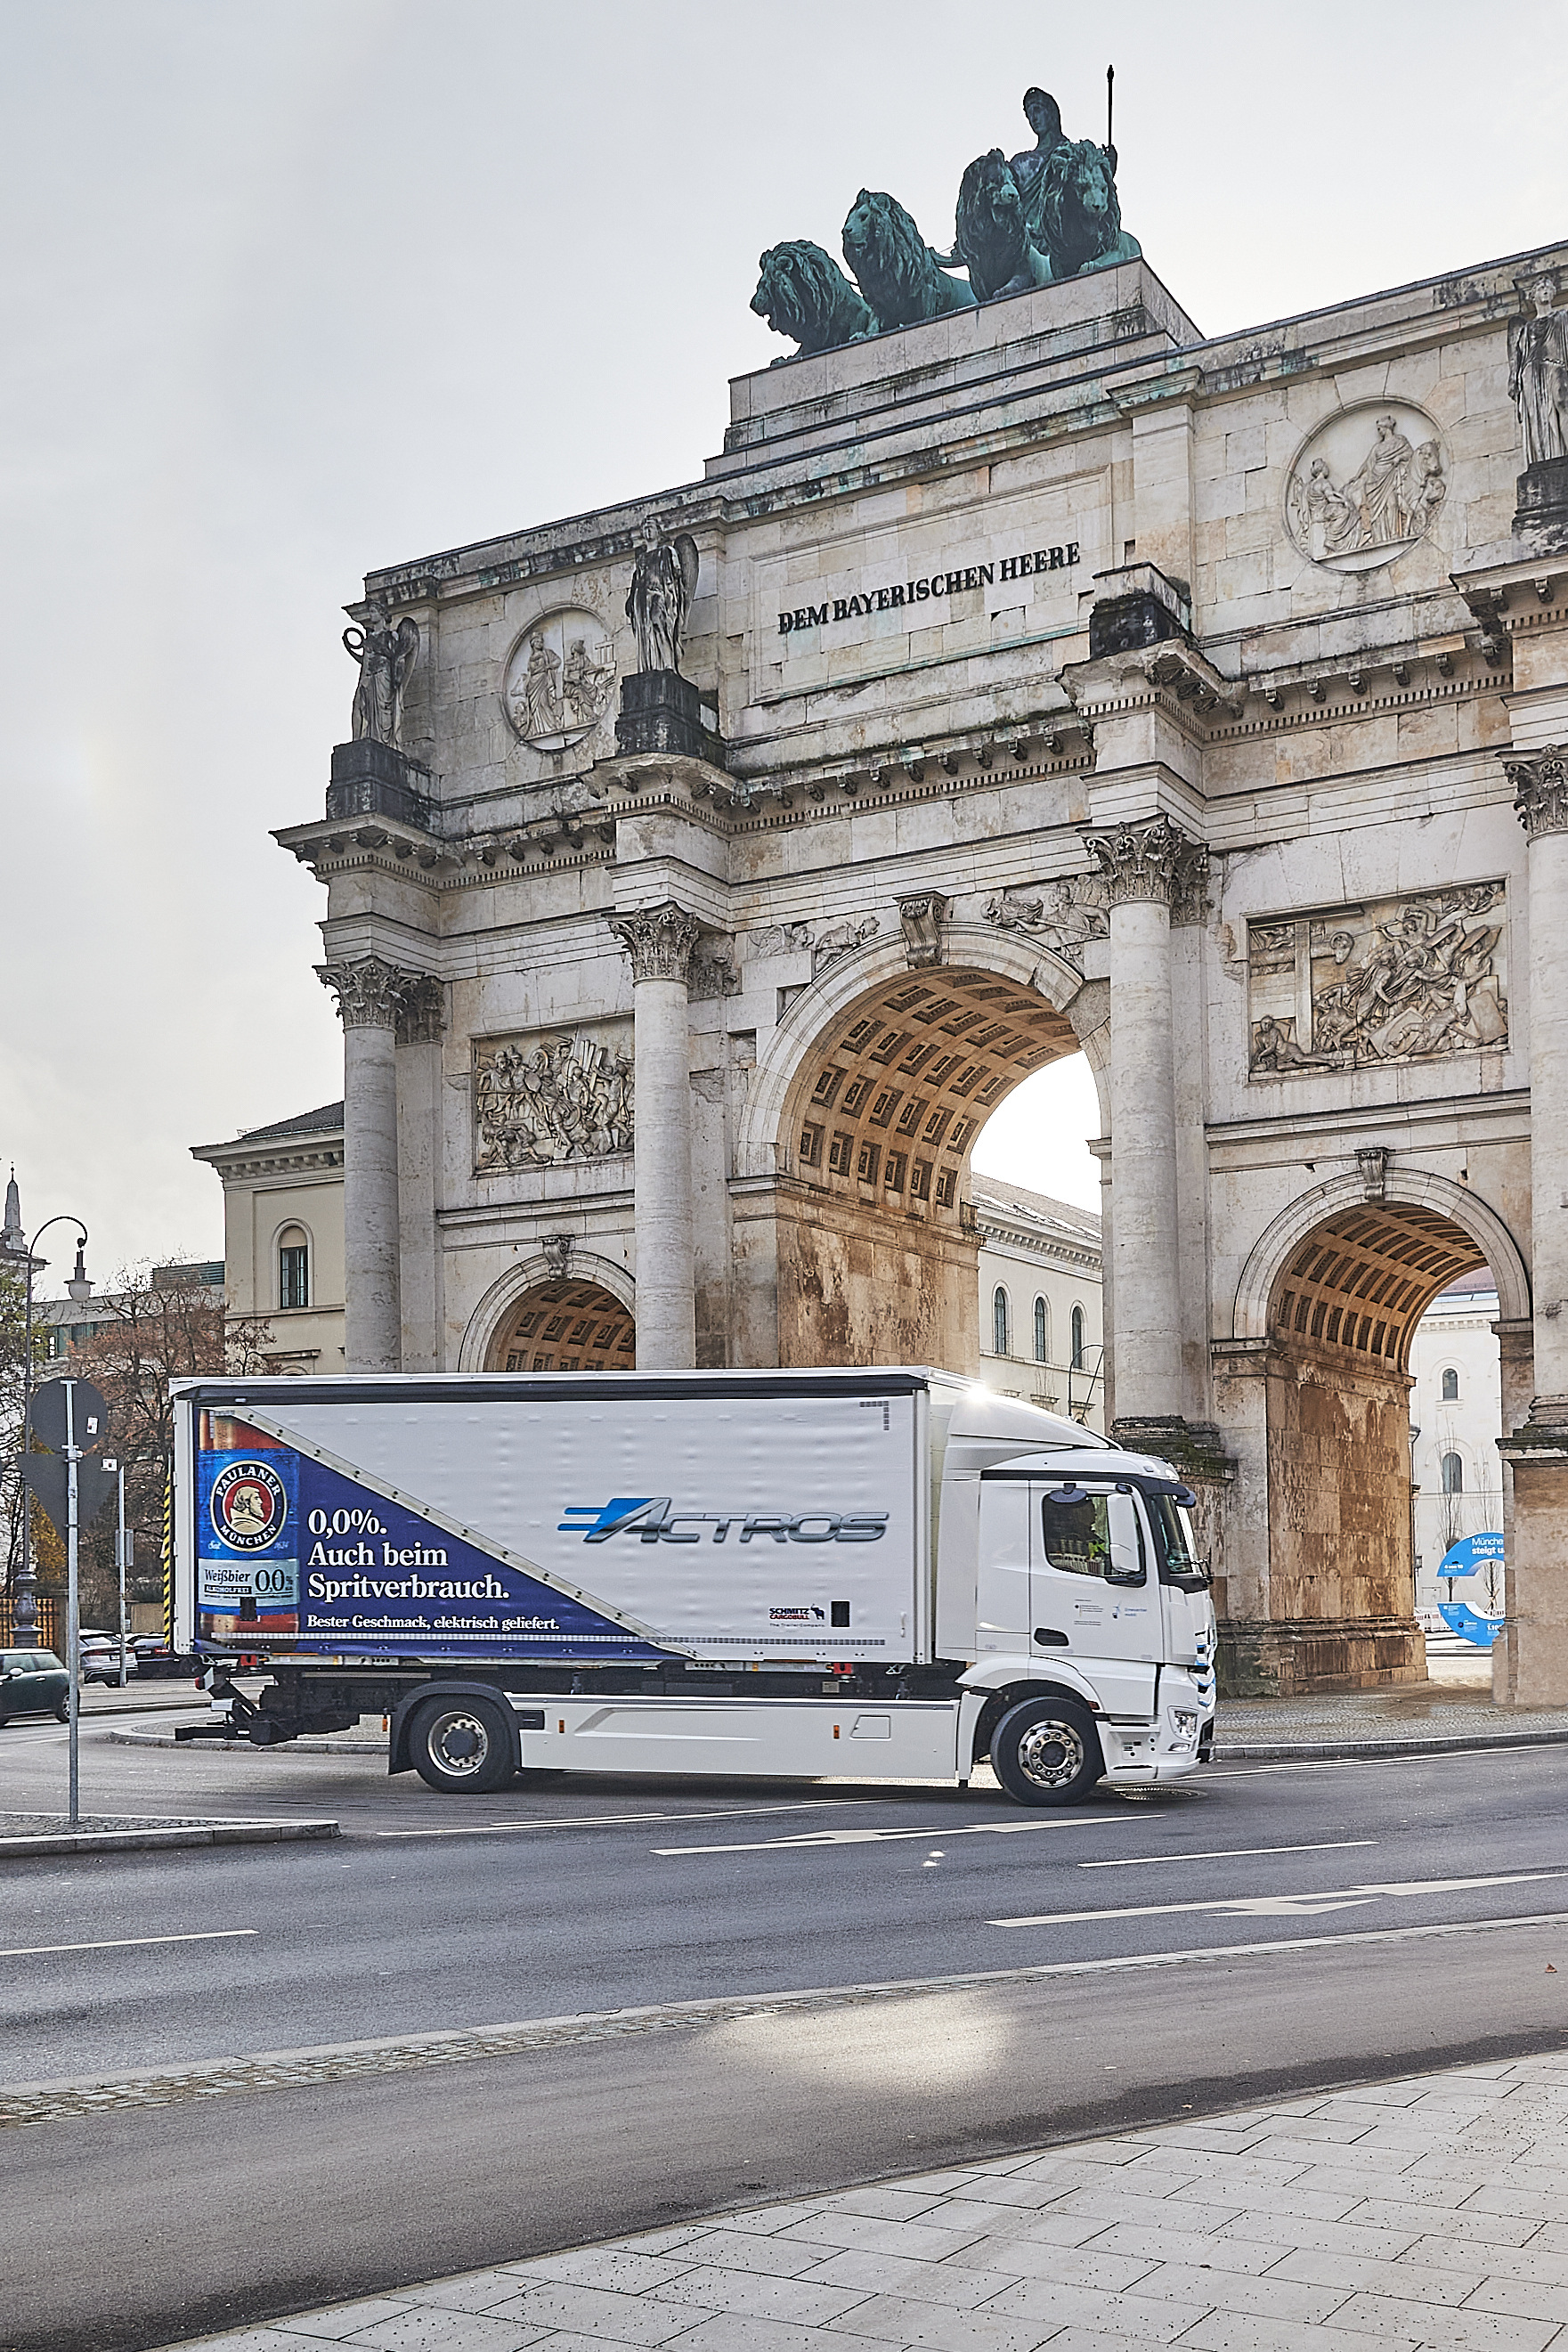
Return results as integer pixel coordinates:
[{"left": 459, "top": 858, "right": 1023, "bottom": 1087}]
[
  {"left": 108, "top": 1727, "right": 384, "bottom": 1754},
  {"left": 0, "top": 1819, "right": 340, "bottom": 1858},
  {"left": 1215, "top": 1727, "right": 1568, "bottom": 1762}
]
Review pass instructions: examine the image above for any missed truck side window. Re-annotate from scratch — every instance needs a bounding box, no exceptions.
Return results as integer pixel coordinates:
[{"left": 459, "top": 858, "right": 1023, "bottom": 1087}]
[{"left": 1039, "top": 1491, "right": 1111, "bottom": 1578}]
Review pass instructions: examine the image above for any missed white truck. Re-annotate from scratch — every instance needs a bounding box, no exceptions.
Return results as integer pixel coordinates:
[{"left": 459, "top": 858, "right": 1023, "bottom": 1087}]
[{"left": 169, "top": 1368, "right": 1215, "bottom": 1804}]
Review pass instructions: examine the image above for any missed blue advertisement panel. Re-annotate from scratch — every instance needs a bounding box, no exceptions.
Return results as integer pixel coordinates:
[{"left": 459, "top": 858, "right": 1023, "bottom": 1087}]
[
  {"left": 195, "top": 1416, "right": 665, "bottom": 1660},
  {"left": 1438, "top": 1531, "right": 1505, "bottom": 1579}
]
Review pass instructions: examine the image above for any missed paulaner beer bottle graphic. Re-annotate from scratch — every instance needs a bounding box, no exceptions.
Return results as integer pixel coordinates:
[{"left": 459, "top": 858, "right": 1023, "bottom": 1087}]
[{"left": 196, "top": 1413, "right": 300, "bottom": 1644}]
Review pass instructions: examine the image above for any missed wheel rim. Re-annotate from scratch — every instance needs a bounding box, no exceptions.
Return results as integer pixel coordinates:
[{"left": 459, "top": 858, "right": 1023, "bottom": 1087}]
[
  {"left": 1014, "top": 1716, "right": 1085, "bottom": 1790},
  {"left": 427, "top": 1710, "right": 492, "bottom": 1779}
]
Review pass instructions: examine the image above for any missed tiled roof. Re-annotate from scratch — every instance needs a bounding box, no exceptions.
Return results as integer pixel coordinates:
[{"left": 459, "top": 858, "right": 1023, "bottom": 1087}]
[
  {"left": 970, "top": 1176, "right": 1101, "bottom": 1247},
  {"left": 234, "top": 1103, "right": 345, "bottom": 1143}
]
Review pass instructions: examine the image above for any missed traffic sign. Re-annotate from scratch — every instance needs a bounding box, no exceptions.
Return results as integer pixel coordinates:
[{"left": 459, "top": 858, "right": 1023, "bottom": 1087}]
[
  {"left": 29, "top": 1379, "right": 110, "bottom": 1454},
  {"left": 1438, "top": 1530, "right": 1504, "bottom": 1579},
  {"left": 21, "top": 1453, "right": 118, "bottom": 1539}
]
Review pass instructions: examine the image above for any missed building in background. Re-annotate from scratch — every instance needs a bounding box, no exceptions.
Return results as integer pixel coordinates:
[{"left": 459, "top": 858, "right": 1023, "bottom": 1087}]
[
  {"left": 191, "top": 1103, "right": 345, "bottom": 1374},
  {"left": 36, "top": 1265, "right": 224, "bottom": 1362},
  {"left": 973, "top": 1179, "right": 1103, "bottom": 1430},
  {"left": 1409, "top": 1270, "right": 1504, "bottom": 1621}
]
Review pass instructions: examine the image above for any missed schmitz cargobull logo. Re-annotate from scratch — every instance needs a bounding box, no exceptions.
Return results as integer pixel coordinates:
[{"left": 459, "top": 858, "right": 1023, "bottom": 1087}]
[{"left": 209, "top": 1459, "right": 288, "bottom": 1551}]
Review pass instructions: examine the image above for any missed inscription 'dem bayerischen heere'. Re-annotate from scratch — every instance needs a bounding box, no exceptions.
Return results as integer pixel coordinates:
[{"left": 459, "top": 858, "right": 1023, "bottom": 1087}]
[{"left": 777, "top": 540, "right": 1081, "bottom": 636}]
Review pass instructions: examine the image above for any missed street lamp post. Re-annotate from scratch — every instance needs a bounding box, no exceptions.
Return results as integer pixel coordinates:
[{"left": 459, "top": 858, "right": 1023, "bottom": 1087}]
[{"left": 12, "top": 1215, "right": 92, "bottom": 1649}]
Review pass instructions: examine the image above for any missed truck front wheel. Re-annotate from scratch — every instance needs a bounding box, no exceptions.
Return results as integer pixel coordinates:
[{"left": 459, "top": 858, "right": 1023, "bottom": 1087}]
[
  {"left": 991, "top": 1697, "right": 1103, "bottom": 1806},
  {"left": 408, "top": 1696, "right": 516, "bottom": 1795}
]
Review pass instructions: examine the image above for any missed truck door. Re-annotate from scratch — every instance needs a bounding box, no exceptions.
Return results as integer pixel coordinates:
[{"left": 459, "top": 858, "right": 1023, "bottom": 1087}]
[
  {"left": 1028, "top": 1481, "right": 1159, "bottom": 1717},
  {"left": 974, "top": 1476, "right": 1032, "bottom": 1657}
]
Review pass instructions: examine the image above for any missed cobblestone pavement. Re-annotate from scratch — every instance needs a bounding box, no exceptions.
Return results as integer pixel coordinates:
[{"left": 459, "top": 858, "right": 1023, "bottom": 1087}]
[
  {"left": 1215, "top": 1680, "right": 1568, "bottom": 1749},
  {"left": 154, "top": 2049, "right": 1568, "bottom": 2351}
]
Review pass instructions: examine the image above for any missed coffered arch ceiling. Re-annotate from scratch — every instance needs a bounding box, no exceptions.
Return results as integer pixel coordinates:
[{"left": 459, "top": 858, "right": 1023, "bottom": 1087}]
[
  {"left": 780, "top": 964, "right": 1081, "bottom": 1223},
  {"left": 1270, "top": 1203, "right": 1486, "bottom": 1375},
  {"left": 489, "top": 1279, "right": 636, "bottom": 1372}
]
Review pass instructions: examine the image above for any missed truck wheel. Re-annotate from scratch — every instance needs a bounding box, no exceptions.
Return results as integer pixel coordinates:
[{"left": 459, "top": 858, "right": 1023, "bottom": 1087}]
[
  {"left": 991, "top": 1697, "right": 1103, "bottom": 1807},
  {"left": 408, "top": 1697, "right": 516, "bottom": 1795}
]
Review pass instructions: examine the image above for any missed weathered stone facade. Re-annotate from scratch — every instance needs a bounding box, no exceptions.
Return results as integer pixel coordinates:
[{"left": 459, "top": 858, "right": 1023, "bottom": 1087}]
[{"left": 279, "top": 243, "right": 1568, "bottom": 1702}]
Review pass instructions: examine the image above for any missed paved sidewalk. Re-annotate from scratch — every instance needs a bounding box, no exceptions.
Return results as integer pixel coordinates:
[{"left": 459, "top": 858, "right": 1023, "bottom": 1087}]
[
  {"left": 158, "top": 2047, "right": 1568, "bottom": 2351},
  {"left": 1215, "top": 1677, "right": 1568, "bottom": 1757}
]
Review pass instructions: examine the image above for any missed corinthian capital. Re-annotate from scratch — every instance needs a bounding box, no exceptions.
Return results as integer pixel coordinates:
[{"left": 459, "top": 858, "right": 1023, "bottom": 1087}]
[
  {"left": 317, "top": 955, "right": 432, "bottom": 1029},
  {"left": 1506, "top": 746, "right": 1568, "bottom": 837},
  {"left": 1084, "top": 815, "right": 1209, "bottom": 915},
  {"left": 609, "top": 901, "right": 701, "bottom": 983}
]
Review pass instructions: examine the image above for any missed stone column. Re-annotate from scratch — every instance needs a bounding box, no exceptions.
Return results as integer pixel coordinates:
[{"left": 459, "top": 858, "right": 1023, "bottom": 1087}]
[
  {"left": 1086, "top": 816, "right": 1208, "bottom": 1437},
  {"left": 318, "top": 956, "right": 424, "bottom": 1373},
  {"left": 610, "top": 902, "right": 700, "bottom": 1371},
  {"left": 1498, "top": 750, "right": 1568, "bottom": 1700}
]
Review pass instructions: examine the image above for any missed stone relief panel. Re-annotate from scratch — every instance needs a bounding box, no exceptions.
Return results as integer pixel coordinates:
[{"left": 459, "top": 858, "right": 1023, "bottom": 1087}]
[
  {"left": 1284, "top": 403, "right": 1448, "bottom": 574},
  {"left": 1247, "top": 884, "right": 1507, "bottom": 1077},
  {"left": 501, "top": 608, "right": 616, "bottom": 753},
  {"left": 474, "top": 1025, "right": 633, "bottom": 1171},
  {"left": 985, "top": 876, "right": 1110, "bottom": 962}
]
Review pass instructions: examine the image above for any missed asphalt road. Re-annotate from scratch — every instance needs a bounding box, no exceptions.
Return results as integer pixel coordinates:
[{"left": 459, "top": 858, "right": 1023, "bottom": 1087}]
[{"left": 4, "top": 1712, "right": 1568, "bottom": 2352}]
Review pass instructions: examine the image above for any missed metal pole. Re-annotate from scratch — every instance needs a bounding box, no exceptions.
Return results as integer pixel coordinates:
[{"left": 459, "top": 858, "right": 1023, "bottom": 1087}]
[
  {"left": 1106, "top": 64, "right": 1115, "bottom": 154},
  {"left": 116, "top": 1460, "right": 128, "bottom": 1687},
  {"left": 65, "top": 1378, "right": 79, "bottom": 1827},
  {"left": 12, "top": 1213, "right": 87, "bottom": 1652}
]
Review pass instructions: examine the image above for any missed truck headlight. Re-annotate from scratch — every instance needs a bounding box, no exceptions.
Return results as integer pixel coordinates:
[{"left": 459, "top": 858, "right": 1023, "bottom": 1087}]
[{"left": 1168, "top": 1709, "right": 1198, "bottom": 1743}]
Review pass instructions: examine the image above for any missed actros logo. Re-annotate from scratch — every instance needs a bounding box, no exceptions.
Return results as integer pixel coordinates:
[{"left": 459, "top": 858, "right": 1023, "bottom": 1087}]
[{"left": 558, "top": 1498, "right": 889, "bottom": 1545}]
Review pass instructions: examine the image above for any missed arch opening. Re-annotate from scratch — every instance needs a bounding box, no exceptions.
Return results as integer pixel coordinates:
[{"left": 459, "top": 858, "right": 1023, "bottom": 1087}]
[
  {"left": 487, "top": 1279, "right": 635, "bottom": 1373},
  {"left": 1263, "top": 1198, "right": 1488, "bottom": 1689},
  {"left": 775, "top": 963, "right": 1082, "bottom": 1371}
]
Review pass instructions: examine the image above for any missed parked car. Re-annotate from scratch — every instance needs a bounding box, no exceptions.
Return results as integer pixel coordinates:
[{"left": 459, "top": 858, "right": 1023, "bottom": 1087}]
[
  {"left": 0, "top": 1651, "right": 70, "bottom": 1724},
  {"left": 78, "top": 1632, "right": 135, "bottom": 1683}
]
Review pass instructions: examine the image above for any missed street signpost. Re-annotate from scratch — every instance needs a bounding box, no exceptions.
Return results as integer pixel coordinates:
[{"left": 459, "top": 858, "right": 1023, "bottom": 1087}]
[{"left": 20, "top": 1376, "right": 112, "bottom": 1825}]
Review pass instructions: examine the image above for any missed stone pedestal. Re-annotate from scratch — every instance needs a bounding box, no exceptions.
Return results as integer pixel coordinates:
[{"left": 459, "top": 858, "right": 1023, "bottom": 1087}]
[
  {"left": 1513, "top": 458, "right": 1568, "bottom": 551},
  {"left": 610, "top": 903, "right": 701, "bottom": 1370},
  {"left": 327, "top": 740, "right": 435, "bottom": 829},
  {"left": 616, "top": 671, "right": 709, "bottom": 761}
]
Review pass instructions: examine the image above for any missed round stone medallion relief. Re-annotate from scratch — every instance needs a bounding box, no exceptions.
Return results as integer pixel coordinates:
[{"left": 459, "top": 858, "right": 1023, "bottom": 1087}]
[
  {"left": 1284, "top": 402, "right": 1448, "bottom": 574},
  {"left": 502, "top": 608, "right": 616, "bottom": 753}
]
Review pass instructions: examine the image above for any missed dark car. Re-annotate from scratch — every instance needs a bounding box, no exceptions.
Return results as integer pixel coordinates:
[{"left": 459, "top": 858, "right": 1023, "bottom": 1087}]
[{"left": 0, "top": 1651, "right": 70, "bottom": 1723}]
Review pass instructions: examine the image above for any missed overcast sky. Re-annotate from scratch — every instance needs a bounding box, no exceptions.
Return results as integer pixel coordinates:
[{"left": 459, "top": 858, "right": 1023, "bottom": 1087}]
[{"left": 3, "top": 0, "right": 1564, "bottom": 1279}]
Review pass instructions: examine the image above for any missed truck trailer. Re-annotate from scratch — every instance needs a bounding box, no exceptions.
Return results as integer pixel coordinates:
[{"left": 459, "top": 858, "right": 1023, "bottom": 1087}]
[{"left": 169, "top": 1368, "right": 1215, "bottom": 1804}]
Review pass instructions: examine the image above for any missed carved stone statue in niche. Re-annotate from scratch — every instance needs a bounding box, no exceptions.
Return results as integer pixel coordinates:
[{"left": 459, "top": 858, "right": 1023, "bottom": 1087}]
[
  {"left": 344, "top": 611, "right": 418, "bottom": 749},
  {"left": 1247, "top": 883, "right": 1507, "bottom": 1076},
  {"left": 1509, "top": 270, "right": 1568, "bottom": 468},
  {"left": 474, "top": 1034, "right": 633, "bottom": 1171},
  {"left": 626, "top": 533, "right": 699, "bottom": 676}
]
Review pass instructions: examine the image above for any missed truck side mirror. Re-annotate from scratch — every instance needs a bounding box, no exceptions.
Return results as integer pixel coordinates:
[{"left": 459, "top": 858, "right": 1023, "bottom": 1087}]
[{"left": 1104, "top": 1561, "right": 1145, "bottom": 1587}]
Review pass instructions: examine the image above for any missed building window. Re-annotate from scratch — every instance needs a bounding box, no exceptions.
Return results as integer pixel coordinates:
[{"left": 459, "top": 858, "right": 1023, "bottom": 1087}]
[
  {"left": 279, "top": 1227, "right": 310, "bottom": 1311},
  {"left": 1441, "top": 1367, "right": 1459, "bottom": 1402},
  {"left": 993, "top": 1287, "right": 1009, "bottom": 1356},
  {"left": 1070, "top": 1304, "right": 1085, "bottom": 1369},
  {"left": 1441, "top": 1452, "right": 1464, "bottom": 1495},
  {"left": 1034, "top": 1297, "right": 1048, "bottom": 1364}
]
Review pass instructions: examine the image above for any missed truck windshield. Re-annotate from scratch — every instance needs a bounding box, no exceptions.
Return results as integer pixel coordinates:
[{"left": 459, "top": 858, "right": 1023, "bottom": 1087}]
[{"left": 1146, "top": 1495, "right": 1209, "bottom": 1590}]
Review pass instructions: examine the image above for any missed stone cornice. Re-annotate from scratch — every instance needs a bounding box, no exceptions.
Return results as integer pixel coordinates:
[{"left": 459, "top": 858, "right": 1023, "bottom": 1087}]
[{"left": 1453, "top": 554, "right": 1568, "bottom": 639}]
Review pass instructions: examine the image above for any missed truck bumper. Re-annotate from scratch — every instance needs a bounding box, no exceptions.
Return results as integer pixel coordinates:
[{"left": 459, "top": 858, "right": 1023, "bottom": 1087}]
[{"left": 1098, "top": 1703, "right": 1215, "bottom": 1786}]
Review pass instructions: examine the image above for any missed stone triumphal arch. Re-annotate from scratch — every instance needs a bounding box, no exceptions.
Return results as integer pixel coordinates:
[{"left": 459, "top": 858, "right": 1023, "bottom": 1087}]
[{"left": 280, "top": 118, "right": 1568, "bottom": 1700}]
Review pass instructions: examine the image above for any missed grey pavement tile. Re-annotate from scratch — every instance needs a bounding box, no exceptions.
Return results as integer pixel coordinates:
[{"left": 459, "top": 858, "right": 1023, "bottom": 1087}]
[
  {"left": 1461, "top": 2275, "right": 1568, "bottom": 2324},
  {"left": 272, "top": 2307, "right": 419, "bottom": 2342},
  {"left": 607, "top": 2229, "right": 719, "bottom": 2260},
  {"left": 653, "top": 2314, "right": 876, "bottom": 2352},
  {"left": 991, "top": 2137, "right": 1159, "bottom": 2172},
  {"left": 405, "top": 2274, "right": 555, "bottom": 2315},
  {"left": 773, "top": 2213, "right": 993, "bottom": 2260},
  {"left": 945, "top": 2242, "right": 1158, "bottom": 2295},
  {"left": 648, "top": 2265, "right": 872, "bottom": 2324},
  {"left": 981, "top": 2275, "right": 1208, "bottom": 2342},
  {"left": 1292, "top": 2169, "right": 1468, "bottom": 2210},
  {"left": 818, "top": 2293, "right": 1058, "bottom": 2349},
  {"left": 176, "top": 2336, "right": 313, "bottom": 2352},
  {"left": 348, "top": 2314, "right": 545, "bottom": 2352},
  {"left": 1174, "top": 2317, "right": 1423, "bottom": 2352},
  {"left": 516, "top": 2254, "right": 698, "bottom": 2298},
  {"left": 1075, "top": 2223, "right": 1292, "bottom": 2277},
  {"left": 695, "top": 2201, "right": 835, "bottom": 2237},
  {"left": 1270, "top": 2248, "right": 1483, "bottom": 2306},
  {"left": 647, "top": 2228, "right": 831, "bottom": 2277},
  {"left": 1220, "top": 2214, "right": 1424, "bottom": 2262},
  {"left": 1524, "top": 2223, "right": 1568, "bottom": 2255},
  {"left": 1457, "top": 2181, "right": 1568, "bottom": 2222},
  {"left": 1109, "top": 2264, "right": 1347, "bottom": 2324},
  {"left": 1337, "top": 2201, "right": 1542, "bottom": 2247},
  {"left": 790, "top": 2249, "right": 1026, "bottom": 2308},
  {"left": 941, "top": 2169, "right": 1117, "bottom": 2209},
  {"left": 483, "top": 2283, "right": 697, "bottom": 2345},
  {"left": 824, "top": 2186, "right": 956, "bottom": 2222},
  {"left": 883, "top": 2169, "right": 990, "bottom": 2194},
  {"left": 1126, "top": 2150, "right": 1320, "bottom": 2193},
  {"left": 942, "top": 2212, "right": 1118, "bottom": 2265},
  {"left": 1325, "top": 2291, "right": 1561, "bottom": 2349},
  {"left": 1398, "top": 2236, "right": 1568, "bottom": 2288}
]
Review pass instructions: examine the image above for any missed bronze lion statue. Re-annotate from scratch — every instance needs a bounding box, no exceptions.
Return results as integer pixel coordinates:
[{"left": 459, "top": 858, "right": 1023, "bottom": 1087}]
[
  {"left": 954, "top": 150, "right": 1054, "bottom": 304},
  {"left": 1035, "top": 140, "right": 1141, "bottom": 279},
  {"left": 842, "top": 188, "right": 977, "bottom": 333},
  {"left": 752, "top": 240, "right": 875, "bottom": 362}
]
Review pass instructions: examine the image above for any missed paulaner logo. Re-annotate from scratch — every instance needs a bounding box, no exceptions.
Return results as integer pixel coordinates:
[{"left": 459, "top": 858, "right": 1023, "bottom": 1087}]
[{"left": 558, "top": 1498, "right": 888, "bottom": 1545}]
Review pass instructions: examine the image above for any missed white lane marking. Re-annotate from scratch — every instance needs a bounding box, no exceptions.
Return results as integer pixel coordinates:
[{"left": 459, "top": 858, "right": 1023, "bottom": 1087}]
[
  {"left": 1080, "top": 1838, "right": 1377, "bottom": 1869},
  {"left": 377, "top": 1797, "right": 898, "bottom": 1840},
  {"left": 654, "top": 1816, "right": 1134, "bottom": 1856},
  {"left": 993, "top": 1870, "right": 1564, "bottom": 1927},
  {"left": 0, "top": 1931, "right": 258, "bottom": 1960}
]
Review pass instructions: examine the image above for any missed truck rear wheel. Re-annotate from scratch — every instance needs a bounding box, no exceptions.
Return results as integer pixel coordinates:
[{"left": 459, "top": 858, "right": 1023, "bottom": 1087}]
[
  {"left": 408, "top": 1696, "right": 516, "bottom": 1795},
  {"left": 991, "top": 1696, "right": 1103, "bottom": 1806}
]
